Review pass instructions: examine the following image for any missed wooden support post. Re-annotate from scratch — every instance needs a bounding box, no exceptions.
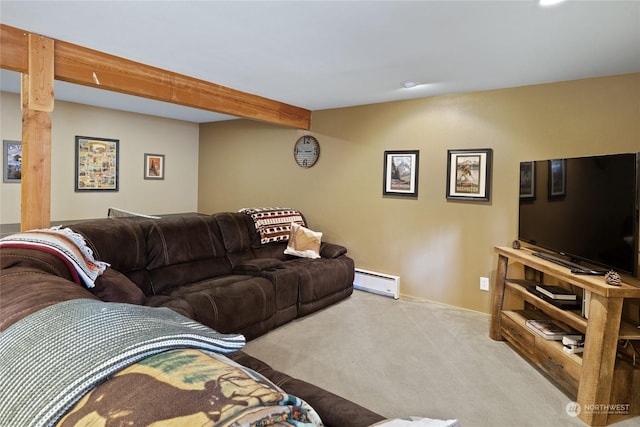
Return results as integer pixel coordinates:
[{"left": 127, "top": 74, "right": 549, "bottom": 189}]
[
  {"left": 489, "top": 253, "right": 508, "bottom": 340},
  {"left": 577, "top": 293, "right": 624, "bottom": 426},
  {"left": 20, "top": 33, "right": 54, "bottom": 231}
]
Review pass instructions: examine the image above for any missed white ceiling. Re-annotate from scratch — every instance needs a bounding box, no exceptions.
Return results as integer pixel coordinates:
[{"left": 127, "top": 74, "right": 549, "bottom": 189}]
[{"left": 1, "top": 0, "right": 639, "bottom": 124}]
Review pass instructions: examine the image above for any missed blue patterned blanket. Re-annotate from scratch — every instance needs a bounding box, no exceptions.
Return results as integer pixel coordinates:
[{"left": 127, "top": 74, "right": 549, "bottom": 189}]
[{"left": 0, "top": 300, "right": 247, "bottom": 427}]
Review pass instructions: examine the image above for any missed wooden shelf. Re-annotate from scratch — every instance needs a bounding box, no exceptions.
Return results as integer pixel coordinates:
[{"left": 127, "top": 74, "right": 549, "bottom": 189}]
[
  {"left": 490, "top": 246, "right": 640, "bottom": 426},
  {"left": 504, "top": 279, "right": 640, "bottom": 340},
  {"left": 505, "top": 279, "right": 587, "bottom": 333},
  {"left": 503, "top": 309, "right": 584, "bottom": 365},
  {"left": 620, "top": 322, "right": 640, "bottom": 340}
]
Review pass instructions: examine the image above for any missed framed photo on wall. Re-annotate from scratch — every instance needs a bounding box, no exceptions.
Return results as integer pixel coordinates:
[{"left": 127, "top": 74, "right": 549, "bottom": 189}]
[
  {"left": 446, "top": 148, "right": 492, "bottom": 201},
  {"left": 3, "top": 140, "right": 22, "bottom": 183},
  {"left": 75, "top": 136, "right": 119, "bottom": 191},
  {"left": 383, "top": 150, "right": 419, "bottom": 197},
  {"left": 144, "top": 153, "right": 165, "bottom": 180}
]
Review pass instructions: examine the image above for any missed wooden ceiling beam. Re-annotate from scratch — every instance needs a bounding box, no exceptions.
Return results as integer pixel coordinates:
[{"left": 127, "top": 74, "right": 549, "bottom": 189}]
[
  {"left": 1, "top": 24, "right": 311, "bottom": 129},
  {"left": 0, "top": 24, "right": 28, "bottom": 72}
]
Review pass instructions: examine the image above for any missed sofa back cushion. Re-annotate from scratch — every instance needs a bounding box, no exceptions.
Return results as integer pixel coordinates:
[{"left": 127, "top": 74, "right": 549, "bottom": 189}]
[
  {"left": 144, "top": 215, "right": 233, "bottom": 294},
  {"left": 214, "top": 211, "right": 308, "bottom": 264},
  {"left": 69, "top": 218, "right": 148, "bottom": 271},
  {"left": 212, "top": 212, "right": 260, "bottom": 266},
  {"left": 69, "top": 218, "right": 151, "bottom": 290},
  {"left": 213, "top": 212, "right": 255, "bottom": 252}
]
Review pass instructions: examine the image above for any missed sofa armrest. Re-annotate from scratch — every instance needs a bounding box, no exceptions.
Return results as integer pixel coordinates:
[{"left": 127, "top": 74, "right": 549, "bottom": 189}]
[
  {"left": 228, "top": 351, "right": 385, "bottom": 427},
  {"left": 319, "top": 242, "right": 347, "bottom": 259},
  {"left": 234, "top": 257, "right": 284, "bottom": 273},
  {"left": 91, "top": 267, "right": 147, "bottom": 305}
]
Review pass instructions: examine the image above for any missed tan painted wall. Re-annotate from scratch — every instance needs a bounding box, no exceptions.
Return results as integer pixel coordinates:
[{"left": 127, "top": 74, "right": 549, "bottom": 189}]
[
  {"left": 0, "top": 92, "right": 200, "bottom": 223},
  {"left": 199, "top": 74, "right": 640, "bottom": 313}
]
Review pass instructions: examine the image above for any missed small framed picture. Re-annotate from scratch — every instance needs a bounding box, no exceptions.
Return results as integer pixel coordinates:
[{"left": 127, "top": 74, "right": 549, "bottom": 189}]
[
  {"left": 144, "top": 153, "right": 165, "bottom": 180},
  {"left": 383, "top": 150, "right": 419, "bottom": 197},
  {"left": 446, "top": 148, "right": 492, "bottom": 201},
  {"left": 519, "top": 161, "right": 535, "bottom": 200},
  {"left": 548, "top": 158, "right": 566, "bottom": 199},
  {"left": 75, "top": 136, "right": 119, "bottom": 191},
  {"left": 3, "top": 140, "right": 22, "bottom": 183}
]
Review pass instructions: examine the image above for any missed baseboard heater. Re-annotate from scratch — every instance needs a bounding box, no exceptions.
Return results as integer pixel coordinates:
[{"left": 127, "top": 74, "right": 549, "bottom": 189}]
[{"left": 354, "top": 268, "right": 400, "bottom": 299}]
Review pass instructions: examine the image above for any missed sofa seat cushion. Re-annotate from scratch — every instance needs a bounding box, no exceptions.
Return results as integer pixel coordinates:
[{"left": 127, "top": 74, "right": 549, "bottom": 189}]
[
  {"left": 160, "top": 275, "right": 276, "bottom": 337},
  {"left": 146, "top": 258, "right": 235, "bottom": 295},
  {"left": 285, "top": 257, "right": 355, "bottom": 304},
  {"left": 233, "top": 257, "right": 284, "bottom": 273}
]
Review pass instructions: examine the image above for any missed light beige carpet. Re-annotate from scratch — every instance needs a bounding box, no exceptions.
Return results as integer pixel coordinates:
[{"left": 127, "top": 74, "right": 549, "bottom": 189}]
[{"left": 244, "top": 290, "right": 637, "bottom": 427}]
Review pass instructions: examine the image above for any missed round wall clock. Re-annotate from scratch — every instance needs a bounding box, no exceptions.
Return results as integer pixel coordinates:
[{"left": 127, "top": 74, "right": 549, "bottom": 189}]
[{"left": 293, "top": 135, "right": 320, "bottom": 168}]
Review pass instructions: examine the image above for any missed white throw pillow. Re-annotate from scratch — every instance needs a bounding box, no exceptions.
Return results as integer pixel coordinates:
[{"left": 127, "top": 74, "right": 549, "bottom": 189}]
[{"left": 284, "top": 222, "right": 322, "bottom": 259}]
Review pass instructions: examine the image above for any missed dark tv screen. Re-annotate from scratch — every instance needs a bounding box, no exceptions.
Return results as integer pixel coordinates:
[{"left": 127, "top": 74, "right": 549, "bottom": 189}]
[{"left": 518, "top": 153, "right": 639, "bottom": 276}]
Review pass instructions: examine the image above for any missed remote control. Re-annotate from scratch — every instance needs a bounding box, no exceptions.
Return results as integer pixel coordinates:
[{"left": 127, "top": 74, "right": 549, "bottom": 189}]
[{"left": 571, "top": 269, "right": 606, "bottom": 276}]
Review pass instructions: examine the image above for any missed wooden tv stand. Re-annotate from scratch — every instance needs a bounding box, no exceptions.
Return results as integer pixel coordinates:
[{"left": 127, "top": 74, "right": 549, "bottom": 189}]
[{"left": 489, "top": 246, "right": 640, "bottom": 426}]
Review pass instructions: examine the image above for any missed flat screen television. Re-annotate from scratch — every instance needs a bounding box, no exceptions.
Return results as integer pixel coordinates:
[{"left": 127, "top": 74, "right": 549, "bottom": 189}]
[{"left": 518, "top": 153, "right": 639, "bottom": 277}]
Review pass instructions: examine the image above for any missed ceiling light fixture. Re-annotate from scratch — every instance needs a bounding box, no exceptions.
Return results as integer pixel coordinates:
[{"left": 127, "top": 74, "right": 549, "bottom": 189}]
[
  {"left": 401, "top": 81, "right": 419, "bottom": 89},
  {"left": 539, "top": 0, "right": 566, "bottom": 7}
]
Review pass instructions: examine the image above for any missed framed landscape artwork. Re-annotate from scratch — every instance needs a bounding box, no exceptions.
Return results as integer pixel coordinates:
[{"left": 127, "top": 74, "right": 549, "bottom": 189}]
[
  {"left": 446, "top": 148, "right": 492, "bottom": 201},
  {"left": 519, "top": 161, "right": 535, "bottom": 200},
  {"left": 144, "top": 153, "right": 165, "bottom": 180},
  {"left": 383, "top": 150, "right": 419, "bottom": 197},
  {"left": 75, "top": 136, "right": 119, "bottom": 191},
  {"left": 3, "top": 140, "right": 22, "bottom": 183}
]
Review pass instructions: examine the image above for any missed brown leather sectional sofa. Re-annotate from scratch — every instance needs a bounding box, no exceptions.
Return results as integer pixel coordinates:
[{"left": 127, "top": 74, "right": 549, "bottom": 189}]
[
  {"left": 0, "top": 212, "right": 385, "bottom": 426},
  {"left": 67, "top": 212, "right": 356, "bottom": 340}
]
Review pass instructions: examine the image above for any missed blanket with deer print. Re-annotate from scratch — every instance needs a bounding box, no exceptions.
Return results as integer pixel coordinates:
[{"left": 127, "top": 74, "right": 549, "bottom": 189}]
[
  {"left": 0, "top": 299, "right": 322, "bottom": 427},
  {"left": 58, "top": 348, "right": 322, "bottom": 426}
]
